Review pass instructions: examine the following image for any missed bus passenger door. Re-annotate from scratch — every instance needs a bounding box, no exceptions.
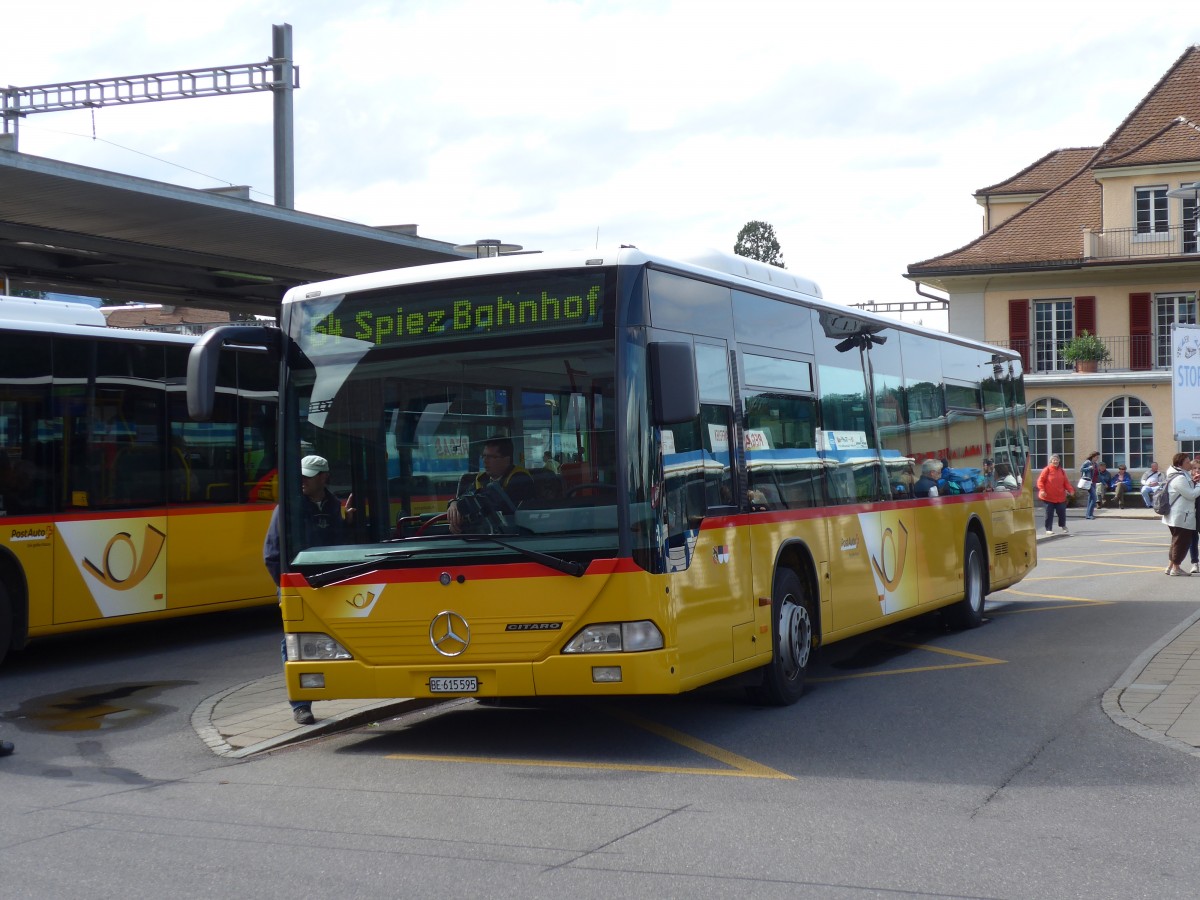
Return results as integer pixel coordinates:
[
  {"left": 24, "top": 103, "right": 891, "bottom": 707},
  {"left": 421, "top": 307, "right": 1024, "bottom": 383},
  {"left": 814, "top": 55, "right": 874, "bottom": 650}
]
[{"left": 659, "top": 343, "right": 753, "bottom": 680}]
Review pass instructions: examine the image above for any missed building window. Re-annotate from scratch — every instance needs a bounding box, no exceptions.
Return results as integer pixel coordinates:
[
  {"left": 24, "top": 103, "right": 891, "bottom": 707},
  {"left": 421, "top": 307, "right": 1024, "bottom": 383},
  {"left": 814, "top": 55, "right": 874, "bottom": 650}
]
[
  {"left": 1136, "top": 186, "right": 1168, "bottom": 234},
  {"left": 1027, "top": 397, "right": 1075, "bottom": 469},
  {"left": 1033, "top": 300, "right": 1073, "bottom": 373},
  {"left": 1100, "top": 396, "right": 1153, "bottom": 469},
  {"left": 1155, "top": 293, "right": 1197, "bottom": 367}
]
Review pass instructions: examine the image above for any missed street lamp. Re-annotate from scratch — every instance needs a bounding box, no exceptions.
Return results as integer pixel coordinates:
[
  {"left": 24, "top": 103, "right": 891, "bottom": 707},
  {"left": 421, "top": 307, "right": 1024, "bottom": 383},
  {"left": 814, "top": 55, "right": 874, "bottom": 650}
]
[
  {"left": 454, "top": 238, "right": 523, "bottom": 257},
  {"left": 1166, "top": 183, "right": 1200, "bottom": 252},
  {"left": 1166, "top": 182, "right": 1200, "bottom": 200}
]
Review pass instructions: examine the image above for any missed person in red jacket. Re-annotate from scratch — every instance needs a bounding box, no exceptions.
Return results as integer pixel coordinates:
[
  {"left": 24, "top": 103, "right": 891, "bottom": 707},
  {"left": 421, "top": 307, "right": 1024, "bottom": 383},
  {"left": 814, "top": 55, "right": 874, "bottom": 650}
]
[{"left": 1037, "top": 454, "right": 1075, "bottom": 535}]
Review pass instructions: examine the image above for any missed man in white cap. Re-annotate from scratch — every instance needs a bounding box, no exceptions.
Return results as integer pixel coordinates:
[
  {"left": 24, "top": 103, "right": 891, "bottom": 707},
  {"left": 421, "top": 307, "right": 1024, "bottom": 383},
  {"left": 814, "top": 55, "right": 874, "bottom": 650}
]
[{"left": 263, "top": 454, "right": 348, "bottom": 726}]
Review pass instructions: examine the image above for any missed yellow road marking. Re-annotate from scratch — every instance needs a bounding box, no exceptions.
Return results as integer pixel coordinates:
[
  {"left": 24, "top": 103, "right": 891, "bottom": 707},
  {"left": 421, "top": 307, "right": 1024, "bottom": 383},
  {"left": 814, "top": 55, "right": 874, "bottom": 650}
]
[
  {"left": 608, "top": 709, "right": 794, "bottom": 780},
  {"left": 1057, "top": 548, "right": 1165, "bottom": 558},
  {"left": 1034, "top": 558, "right": 1157, "bottom": 570},
  {"left": 990, "top": 588, "right": 1114, "bottom": 614},
  {"left": 1024, "top": 570, "right": 1154, "bottom": 580},
  {"left": 385, "top": 708, "right": 795, "bottom": 780},
  {"left": 810, "top": 640, "right": 1006, "bottom": 683}
]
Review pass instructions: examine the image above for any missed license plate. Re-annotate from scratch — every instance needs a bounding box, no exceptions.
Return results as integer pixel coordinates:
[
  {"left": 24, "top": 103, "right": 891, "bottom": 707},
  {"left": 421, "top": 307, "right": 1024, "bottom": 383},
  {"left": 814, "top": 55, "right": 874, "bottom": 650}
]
[{"left": 429, "top": 677, "right": 478, "bottom": 693}]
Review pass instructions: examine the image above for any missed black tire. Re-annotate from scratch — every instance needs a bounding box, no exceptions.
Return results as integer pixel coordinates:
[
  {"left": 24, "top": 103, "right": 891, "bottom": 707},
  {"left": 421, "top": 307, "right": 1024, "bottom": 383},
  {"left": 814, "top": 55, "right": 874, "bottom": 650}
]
[
  {"left": 0, "top": 581, "right": 11, "bottom": 667},
  {"left": 749, "top": 568, "right": 813, "bottom": 706},
  {"left": 948, "top": 532, "right": 986, "bottom": 629}
]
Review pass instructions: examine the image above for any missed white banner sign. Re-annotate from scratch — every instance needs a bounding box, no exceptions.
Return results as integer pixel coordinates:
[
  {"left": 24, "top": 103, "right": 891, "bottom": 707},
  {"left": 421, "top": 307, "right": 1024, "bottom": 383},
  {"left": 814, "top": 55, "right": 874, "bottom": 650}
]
[{"left": 1174, "top": 324, "right": 1200, "bottom": 440}]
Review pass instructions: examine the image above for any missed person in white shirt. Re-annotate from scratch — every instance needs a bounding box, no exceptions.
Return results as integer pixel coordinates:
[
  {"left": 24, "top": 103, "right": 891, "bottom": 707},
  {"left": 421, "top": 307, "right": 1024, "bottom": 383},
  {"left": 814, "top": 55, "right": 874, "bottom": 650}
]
[{"left": 1141, "top": 461, "right": 1163, "bottom": 508}]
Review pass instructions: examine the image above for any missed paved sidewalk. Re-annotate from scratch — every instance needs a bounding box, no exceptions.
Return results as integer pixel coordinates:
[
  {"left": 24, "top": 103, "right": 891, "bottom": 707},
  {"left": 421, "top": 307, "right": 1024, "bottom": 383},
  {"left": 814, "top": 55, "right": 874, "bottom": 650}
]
[
  {"left": 1041, "top": 501, "right": 1200, "bottom": 757},
  {"left": 1104, "top": 609, "right": 1200, "bottom": 758},
  {"left": 190, "top": 501, "right": 1200, "bottom": 760},
  {"left": 191, "top": 677, "right": 419, "bottom": 759}
]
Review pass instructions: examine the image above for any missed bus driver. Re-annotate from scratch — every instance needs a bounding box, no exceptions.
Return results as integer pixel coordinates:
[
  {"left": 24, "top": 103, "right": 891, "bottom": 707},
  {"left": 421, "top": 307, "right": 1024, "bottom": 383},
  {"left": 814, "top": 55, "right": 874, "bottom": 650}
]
[{"left": 447, "top": 436, "right": 535, "bottom": 533}]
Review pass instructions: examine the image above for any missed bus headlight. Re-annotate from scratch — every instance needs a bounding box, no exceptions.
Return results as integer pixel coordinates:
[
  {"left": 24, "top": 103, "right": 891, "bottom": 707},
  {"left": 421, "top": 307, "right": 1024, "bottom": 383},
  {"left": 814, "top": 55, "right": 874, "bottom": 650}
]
[
  {"left": 285, "top": 633, "right": 353, "bottom": 661},
  {"left": 562, "top": 621, "right": 664, "bottom": 653}
]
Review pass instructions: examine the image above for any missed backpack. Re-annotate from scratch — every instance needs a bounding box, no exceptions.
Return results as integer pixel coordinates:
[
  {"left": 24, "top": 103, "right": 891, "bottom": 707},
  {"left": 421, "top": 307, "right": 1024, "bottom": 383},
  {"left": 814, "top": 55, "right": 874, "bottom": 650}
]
[{"left": 1152, "top": 474, "right": 1181, "bottom": 516}]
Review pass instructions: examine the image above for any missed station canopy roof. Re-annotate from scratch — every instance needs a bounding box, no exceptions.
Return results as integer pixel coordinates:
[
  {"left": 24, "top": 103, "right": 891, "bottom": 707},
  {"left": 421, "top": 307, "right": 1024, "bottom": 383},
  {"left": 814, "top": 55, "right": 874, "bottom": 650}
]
[{"left": 0, "top": 151, "right": 469, "bottom": 315}]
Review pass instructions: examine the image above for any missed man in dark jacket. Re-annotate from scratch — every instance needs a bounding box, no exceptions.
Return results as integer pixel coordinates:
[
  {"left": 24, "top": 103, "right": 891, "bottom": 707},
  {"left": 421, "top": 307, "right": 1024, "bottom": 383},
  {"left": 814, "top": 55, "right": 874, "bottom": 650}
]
[{"left": 263, "top": 454, "right": 347, "bottom": 725}]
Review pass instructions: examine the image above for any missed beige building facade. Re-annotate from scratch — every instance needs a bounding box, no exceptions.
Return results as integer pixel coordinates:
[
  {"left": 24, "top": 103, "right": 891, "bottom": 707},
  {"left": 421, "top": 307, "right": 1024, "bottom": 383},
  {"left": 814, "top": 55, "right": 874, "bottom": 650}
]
[{"left": 908, "top": 46, "right": 1200, "bottom": 485}]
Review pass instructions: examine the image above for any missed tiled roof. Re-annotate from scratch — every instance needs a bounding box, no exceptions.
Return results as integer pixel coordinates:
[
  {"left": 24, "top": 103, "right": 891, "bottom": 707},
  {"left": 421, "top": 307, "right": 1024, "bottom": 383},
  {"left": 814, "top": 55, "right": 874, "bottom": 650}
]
[
  {"left": 911, "top": 160, "right": 1100, "bottom": 272},
  {"left": 103, "top": 306, "right": 231, "bottom": 328},
  {"left": 975, "top": 148, "right": 1097, "bottom": 196},
  {"left": 1094, "top": 116, "right": 1200, "bottom": 169},
  {"left": 1096, "top": 46, "right": 1200, "bottom": 164},
  {"left": 910, "top": 45, "right": 1200, "bottom": 276}
]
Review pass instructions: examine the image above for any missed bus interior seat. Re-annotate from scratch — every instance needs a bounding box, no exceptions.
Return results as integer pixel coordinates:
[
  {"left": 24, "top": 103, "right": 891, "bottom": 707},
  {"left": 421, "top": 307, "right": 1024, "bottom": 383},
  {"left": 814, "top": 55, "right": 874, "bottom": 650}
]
[
  {"left": 530, "top": 468, "right": 563, "bottom": 500},
  {"left": 206, "top": 483, "right": 235, "bottom": 502},
  {"left": 113, "top": 445, "right": 164, "bottom": 505},
  {"left": 752, "top": 482, "right": 783, "bottom": 509},
  {"left": 559, "top": 461, "right": 593, "bottom": 491},
  {"left": 456, "top": 472, "right": 478, "bottom": 496}
]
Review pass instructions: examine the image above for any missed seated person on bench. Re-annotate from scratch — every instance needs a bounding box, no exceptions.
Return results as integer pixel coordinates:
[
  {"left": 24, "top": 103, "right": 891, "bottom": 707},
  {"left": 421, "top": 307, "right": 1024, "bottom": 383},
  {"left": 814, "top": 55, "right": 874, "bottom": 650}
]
[{"left": 1107, "top": 463, "right": 1132, "bottom": 508}]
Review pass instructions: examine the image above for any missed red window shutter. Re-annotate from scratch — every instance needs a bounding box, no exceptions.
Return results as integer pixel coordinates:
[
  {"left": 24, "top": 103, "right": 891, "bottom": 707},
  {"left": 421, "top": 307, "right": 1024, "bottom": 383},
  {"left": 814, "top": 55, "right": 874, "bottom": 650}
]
[
  {"left": 1130, "top": 292, "right": 1152, "bottom": 370},
  {"left": 1008, "top": 299, "right": 1030, "bottom": 370},
  {"left": 1074, "top": 297, "right": 1096, "bottom": 336}
]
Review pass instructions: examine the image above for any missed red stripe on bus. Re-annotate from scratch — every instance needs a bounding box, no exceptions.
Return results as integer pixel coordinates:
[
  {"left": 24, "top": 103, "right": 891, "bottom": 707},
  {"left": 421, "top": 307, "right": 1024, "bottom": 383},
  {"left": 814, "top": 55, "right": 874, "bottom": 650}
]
[{"left": 281, "top": 556, "right": 643, "bottom": 587}]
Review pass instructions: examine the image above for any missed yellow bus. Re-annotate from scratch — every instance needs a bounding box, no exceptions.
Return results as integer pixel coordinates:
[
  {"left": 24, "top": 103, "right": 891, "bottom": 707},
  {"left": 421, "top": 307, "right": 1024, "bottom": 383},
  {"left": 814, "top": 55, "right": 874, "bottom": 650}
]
[
  {"left": 0, "top": 295, "right": 279, "bottom": 664},
  {"left": 188, "top": 248, "right": 1036, "bottom": 705}
]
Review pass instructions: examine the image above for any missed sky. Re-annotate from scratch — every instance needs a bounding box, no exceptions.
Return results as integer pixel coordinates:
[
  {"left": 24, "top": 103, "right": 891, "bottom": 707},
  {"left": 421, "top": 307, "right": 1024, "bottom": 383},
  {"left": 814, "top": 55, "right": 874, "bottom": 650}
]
[{"left": 6, "top": 1, "right": 1200, "bottom": 328}]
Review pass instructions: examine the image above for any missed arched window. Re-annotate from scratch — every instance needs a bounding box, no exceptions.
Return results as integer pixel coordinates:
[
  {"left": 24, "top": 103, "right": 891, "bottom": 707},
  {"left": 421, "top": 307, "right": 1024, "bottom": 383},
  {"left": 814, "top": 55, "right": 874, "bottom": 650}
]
[
  {"left": 1026, "top": 397, "right": 1075, "bottom": 469},
  {"left": 1100, "top": 396, "right": 1153, "bottom": 468}
]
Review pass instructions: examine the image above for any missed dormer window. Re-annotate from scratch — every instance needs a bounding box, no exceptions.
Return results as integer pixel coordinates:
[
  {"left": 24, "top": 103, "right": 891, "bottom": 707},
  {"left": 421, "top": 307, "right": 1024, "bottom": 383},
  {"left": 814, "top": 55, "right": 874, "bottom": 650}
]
[{"left": 1135, "top": 186, "right": 1168, "bottom": 235}]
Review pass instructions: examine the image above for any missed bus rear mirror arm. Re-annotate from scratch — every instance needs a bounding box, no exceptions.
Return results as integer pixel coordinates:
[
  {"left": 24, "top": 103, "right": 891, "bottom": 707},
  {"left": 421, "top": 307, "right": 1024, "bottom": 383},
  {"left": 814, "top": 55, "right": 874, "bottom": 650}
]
[
  {"left": 648, "top": 341, "right": 699, "bottom": 425},
  {"left": 187, "top": 325, "right": 281, "bottom": 421}
]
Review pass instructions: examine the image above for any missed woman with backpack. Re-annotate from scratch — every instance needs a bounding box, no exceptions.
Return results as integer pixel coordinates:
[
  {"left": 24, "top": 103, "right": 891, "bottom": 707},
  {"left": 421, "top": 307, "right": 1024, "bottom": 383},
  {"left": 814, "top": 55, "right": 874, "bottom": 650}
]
[{"left": 1161, "top": 452, "right": 1200, "bottom": 576}]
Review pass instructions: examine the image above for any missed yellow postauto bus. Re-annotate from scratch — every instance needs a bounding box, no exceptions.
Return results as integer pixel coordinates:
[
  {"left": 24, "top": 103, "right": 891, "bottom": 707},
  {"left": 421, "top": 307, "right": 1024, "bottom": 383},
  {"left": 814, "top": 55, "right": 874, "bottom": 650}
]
[
  {"left": 188, "top": 247, "right": 1036, "bottom": 706},
  {"left": 0, "top": 295, "right": 278, "bottom": 664}
]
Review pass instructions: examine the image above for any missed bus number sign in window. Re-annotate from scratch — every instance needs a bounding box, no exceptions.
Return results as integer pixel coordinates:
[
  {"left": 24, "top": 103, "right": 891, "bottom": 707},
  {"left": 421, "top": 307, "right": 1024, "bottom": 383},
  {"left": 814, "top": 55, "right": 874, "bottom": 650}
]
[{"left": 311, "top": 272, "right": 607, "bottom": 349}]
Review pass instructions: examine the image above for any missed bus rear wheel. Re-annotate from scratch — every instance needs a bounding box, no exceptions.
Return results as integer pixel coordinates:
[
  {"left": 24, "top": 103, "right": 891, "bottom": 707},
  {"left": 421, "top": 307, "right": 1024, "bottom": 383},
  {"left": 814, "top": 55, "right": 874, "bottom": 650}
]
[
  {"left": 750, "top": 568, "right": 813, "bottom": 706},
  {"left": 0, "top": 581, "right": 12, "bottom": 666},
  {"left": 948, "top": 532, "right": 986, "bottom": 629}
]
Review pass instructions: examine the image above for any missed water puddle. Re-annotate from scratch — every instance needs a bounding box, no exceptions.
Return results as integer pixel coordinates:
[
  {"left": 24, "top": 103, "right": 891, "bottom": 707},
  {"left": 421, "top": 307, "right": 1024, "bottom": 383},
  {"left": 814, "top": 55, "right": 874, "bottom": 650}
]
[{"left": 2, "top": 681, "right": 194, "bottom": 732}]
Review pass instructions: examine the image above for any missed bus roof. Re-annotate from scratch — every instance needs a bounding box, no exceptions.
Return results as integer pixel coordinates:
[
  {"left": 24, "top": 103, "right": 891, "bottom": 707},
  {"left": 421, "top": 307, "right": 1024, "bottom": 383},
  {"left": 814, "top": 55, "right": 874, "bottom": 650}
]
[
  {"left": 0, "top": 294, "right": 106, "bottom": 327},
  {"left": 0, "top": 295, "right": 200, "bottom": 344},
  {"left": 279, "top": 246, "right": 1018, "bottom": 362}
]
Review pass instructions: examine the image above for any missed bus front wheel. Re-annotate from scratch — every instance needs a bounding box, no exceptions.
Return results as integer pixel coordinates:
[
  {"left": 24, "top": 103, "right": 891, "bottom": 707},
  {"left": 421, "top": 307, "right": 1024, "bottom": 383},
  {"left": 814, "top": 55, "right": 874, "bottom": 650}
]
[
  {"left": 948, "top": 532, "right": 986, "bottom": 629},
  {"left": 750, "top": 568, "right": 813, "bottom": 706}
]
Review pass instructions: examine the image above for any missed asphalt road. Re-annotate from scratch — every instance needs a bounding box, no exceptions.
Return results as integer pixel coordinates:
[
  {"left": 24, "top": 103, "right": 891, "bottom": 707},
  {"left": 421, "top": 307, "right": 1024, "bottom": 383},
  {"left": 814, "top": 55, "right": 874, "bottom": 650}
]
[{"left": 2, "top": 517, "right": 1199, "bottom": 899}]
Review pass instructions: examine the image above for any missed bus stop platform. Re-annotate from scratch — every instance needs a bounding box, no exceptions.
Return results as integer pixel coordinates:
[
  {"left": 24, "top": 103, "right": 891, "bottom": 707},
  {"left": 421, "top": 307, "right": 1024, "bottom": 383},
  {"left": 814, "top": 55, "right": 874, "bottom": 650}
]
[{"left": 191, "top": 677, "right": 423, "bottom": 759}]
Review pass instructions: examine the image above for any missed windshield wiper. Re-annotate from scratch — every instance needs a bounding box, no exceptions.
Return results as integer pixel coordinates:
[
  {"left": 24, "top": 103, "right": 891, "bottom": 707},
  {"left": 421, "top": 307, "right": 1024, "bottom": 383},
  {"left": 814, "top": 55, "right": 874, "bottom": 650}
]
[
  {"left": 304, "top": 549, "right": 418, "bottom": 588},
  {"left": 460, "top": 534, "right": 586, "bottom": 577},
  {"left": 302, "top": 536, "right": 585, "bottom": 588}
]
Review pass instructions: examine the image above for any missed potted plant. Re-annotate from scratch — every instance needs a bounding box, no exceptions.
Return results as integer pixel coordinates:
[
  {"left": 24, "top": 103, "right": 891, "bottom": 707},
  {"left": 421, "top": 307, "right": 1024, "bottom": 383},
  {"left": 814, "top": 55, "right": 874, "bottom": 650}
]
[{"left": 1061, "top": 330, "right": 1110, "bottom": 373}]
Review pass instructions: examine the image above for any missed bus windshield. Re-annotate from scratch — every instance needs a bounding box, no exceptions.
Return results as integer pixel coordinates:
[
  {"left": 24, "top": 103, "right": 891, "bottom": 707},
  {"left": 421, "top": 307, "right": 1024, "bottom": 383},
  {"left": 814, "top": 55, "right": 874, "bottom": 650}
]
[{"left": 281, "top": 269, "right": 619, "bottom": 572}]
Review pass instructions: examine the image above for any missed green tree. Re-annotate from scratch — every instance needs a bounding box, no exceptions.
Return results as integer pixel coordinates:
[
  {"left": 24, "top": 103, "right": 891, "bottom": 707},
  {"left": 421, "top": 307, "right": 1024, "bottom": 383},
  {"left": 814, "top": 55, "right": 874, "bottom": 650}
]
[{"left": 734, "top": 221, "right": 785, "bottom": 268}]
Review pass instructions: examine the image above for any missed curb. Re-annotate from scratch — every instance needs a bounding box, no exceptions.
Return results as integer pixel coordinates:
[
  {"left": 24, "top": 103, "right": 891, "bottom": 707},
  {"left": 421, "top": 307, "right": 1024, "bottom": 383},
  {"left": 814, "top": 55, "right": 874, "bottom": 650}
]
[{"left": 1101, "top": 607, "right": 1200, "bottom": 760}]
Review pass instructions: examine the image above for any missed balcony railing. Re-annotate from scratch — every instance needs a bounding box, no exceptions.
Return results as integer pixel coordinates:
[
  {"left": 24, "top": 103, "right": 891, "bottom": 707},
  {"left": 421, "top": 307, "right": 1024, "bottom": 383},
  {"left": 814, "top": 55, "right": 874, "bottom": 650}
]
[
  {"left": 991, "top": 336, "right": 1161, "bottom": 374},
  {"left": 1083, "top": 224, "right": 1198, "bottom": 261}
]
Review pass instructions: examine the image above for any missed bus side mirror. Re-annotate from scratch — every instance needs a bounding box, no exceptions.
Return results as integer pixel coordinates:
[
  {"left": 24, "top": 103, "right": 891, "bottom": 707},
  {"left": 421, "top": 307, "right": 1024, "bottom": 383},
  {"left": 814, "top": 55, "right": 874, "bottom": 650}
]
[
  {"left": 649, "top": 341, "right": 699, "bottom": 425},
  {"left": 187, "top": 325, "right": 280, "bottom": 421}
]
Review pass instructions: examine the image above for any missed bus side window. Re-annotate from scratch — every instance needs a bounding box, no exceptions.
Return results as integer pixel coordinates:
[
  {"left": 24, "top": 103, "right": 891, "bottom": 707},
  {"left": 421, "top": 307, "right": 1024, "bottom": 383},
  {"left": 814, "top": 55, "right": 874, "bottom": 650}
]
[{"left": 744, "top": 392, "right": 820, "bottom": 510}]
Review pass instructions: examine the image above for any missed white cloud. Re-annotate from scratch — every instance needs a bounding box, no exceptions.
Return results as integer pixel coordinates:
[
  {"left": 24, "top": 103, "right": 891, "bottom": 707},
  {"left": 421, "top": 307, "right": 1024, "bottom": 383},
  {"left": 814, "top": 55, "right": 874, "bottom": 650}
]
[{"left": 6, "top": 0, "right": 1200, "bottom": 328}]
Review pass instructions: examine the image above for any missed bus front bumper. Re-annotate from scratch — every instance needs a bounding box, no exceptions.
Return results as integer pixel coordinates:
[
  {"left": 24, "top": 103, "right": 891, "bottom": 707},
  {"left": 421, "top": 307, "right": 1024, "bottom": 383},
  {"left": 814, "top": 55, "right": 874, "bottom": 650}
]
[{"left": 285, "top": 649, "right": 685, "bottom": 701}]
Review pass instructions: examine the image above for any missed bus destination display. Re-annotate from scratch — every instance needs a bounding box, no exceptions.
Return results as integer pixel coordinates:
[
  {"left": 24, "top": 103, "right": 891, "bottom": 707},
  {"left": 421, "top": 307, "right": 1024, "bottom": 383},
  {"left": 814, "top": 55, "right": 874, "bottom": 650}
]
[{"left": 312, "top": 273, "right": 606, "bottom": 348}]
